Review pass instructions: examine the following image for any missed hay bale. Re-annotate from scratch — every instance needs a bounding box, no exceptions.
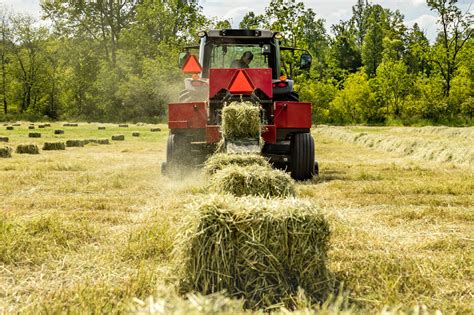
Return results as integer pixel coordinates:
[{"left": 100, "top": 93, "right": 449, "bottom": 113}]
[
  {"left": 44, "top": 123, "right": 51, "bottom": 127},
  {"left": 16, "top": 144, "right": 39, "bottom": 154},
  {"left": 28, "top": 126, "right": 35, "bottom": 130},
  {"left": 98, "top": 126, "right": 106, "bottom": 130},
  {"left": 119, "top": 124, "right": 128, "bottom": 128},
  {"left": 98, "top": 139, "right": 109, "bottom": 145},
  {"left": 209, "top": 164, "right": 295, "bottom": 198},
  {"left": 66, "top": 140, "right": 84, "bottom": 147},
  {"left": 132, "top": 132, "right": 140, "bottom": 137},
  {"left": 150, "top": 128, "right": 161, "bottom": 132},
  {"left": 38, "top": 124, "right": 45, "bottom": 128},
  {"left": 54, "top": 129, "right": 64, "bottom": 135},
  {"left": 112, "top": 134, "right": 125, "bottom": 141},
  {"left": 0, "top": 137, "right": 8, "bottom": 142},
  {"left": 6, "top": 126, "right": 13, "bottom": 130},
  {"left": 28, "top": 132, "right": 41, "bottom": 138},
  {"left": 84, "top": 139, "right": 98, "bottom": 145},
  {"left": 204, "top": 153, "right": 270, "bottom": 175},
  {"left": 43, "top": 142, "right": 66, "bottom": 151},
  {"left": 175, "top": 195, "right": 331, "bottom": 309},
  {"left": 0, "top": 146, "right": 12, "bottom": 158},
  {"left": 12, "top": 123, "right": 21, "bottom": 126},
  {"left": 222, "top": 101, "right": 260, "bottom": 139},
  {"left": 63, "top": 123, "right": 78, "bottom": 127}
]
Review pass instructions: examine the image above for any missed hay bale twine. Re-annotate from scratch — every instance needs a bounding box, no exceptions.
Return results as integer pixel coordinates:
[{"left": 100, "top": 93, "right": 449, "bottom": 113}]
[
  {"left": 54, "top": 129, "right": 64, "bottom": 135},
  {"left": 16, "top": 144, "right": 39, "bottom": 154},
  {"left": 175, "top": 194, "right": 331, "bottom": 309},
  {"left": 28, "top": 126, "right": 35, "bottom": 130},
  {"left": 222, "top": 101, "right": 260, "bottom": 139},
  {"left": 0, "top": 136, "right": 9, "bottom": 142},
  {"left": 28, "top": 132, "right": 41, "bottom": 138},
  {"left": 42, "top": 142, "right": 66, "bottom": 151},
  {"left": 150, "top": 128, "right": 161, "bottom": 132},
  {"left": 0, "top": 146, "right": 12, "bottom": 158},
  {"left": 98, "top": 139, "right": 109, "bottom": 145},
  {"left": 6, "top": 126, "right": 13, "bottom": 130},
  {"left": 209, "top": 164, "right": 295, "bottom": 198},
  {"left": 98, "top": 126, "right": 106, "bottom": 130},
  {"left": 112, "top": 134, "right": 125, "bottom": 141},
  {"left": 204, "top": 153, "right": 270, "bottom": 175},
  {"left": 66, "top": 140, "right": 84, "bottom": 147},
  {"left": 119, "top": 124, "right": 128, "bottom": 128},
  {"left": 132, "top": 132, "right": 140, "bottom": 137}
]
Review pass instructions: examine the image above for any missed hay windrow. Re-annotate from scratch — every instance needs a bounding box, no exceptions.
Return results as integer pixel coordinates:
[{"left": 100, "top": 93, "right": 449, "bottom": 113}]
[
  {"left": 43, "top": 142, "right": 66, "bottom": 151},
  {"left": 204, "top": 153, "right": 270, "bottom": 175},
  {"left": 174, "top": 194, "right": 331, "bottom": 309},
  {"left": 16, "top": 144, "right": 39, "bottom": 154},
  {"left": 221, "top": 101, "right": 260, "bottom": 139},
  {"left": 0, "top": 146, "right": 12, "bottom": 158},
  {"left": 66, "top": 140, "right": 84, "bottom": 147}
]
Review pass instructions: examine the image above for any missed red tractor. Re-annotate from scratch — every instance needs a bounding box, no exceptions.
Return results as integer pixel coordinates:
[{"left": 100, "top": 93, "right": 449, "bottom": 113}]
[{"left": 162, "top": 29, "right": 317, "bottom": 180}]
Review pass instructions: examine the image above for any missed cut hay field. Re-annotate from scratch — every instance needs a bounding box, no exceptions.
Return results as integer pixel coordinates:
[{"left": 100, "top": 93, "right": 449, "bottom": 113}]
[{"left": 0, "top": 123, "right": 473, "bottom": 314}]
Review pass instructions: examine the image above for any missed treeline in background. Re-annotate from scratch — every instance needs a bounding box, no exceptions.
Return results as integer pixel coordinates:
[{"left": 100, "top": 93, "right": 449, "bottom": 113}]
[{"left": 0, "top": 0, "right": 471, "bottom": 125}]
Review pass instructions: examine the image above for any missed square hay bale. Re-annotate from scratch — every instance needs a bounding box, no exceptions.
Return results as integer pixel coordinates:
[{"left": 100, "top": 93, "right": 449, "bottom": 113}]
[
  {"left": 0, "top": 146, "right": 12, "bottom": 158},
  {"left": 6, "top": 126, "right": 13, "bottom": 130},
  {"left": 12, "top": 123, "right": 21, "bottom": 126},
  {"left": 132, "top": 132, "right": 140, "bottom": 137},
  {"left": 28, "top": 132, "right": 41, "bottom": 138},
  {"left": 98, "top": 139, "right": 110, "bottom": 145},
  {"left": 63, "top": 123, "right": 78, "bottom": 127},
  {"left": 28, "top": 126, "right": 35, "bottom": 130},
  {"left": 119, "top": 124, "right": 129, "bottom": 128},
  {"left": 38, "top": 124, "right": 45, "bottom": 128},
  {"left": 44, "top": 123, "right": 51, "bottom": 127},
  {"left": 222, "top": 101, "right": 260, "bottom": 139},
  {"left": 112, "top": 134, "right": 125, "bottom": 141},
  {"left": 175, "top": 195, "right": 331, "bottom": 309},
  {"left": 0, "top": 136, "right": 8, "bottom": 142},
  {"left": 66, "top": 140, "right": 84, "bottom": 147},
  {"left": 16, "top": 144, "right": 39, "bottom": 154},
  {"left": 204, "top": 153, "right": 270, "bottom": 175},
  {"left": 84, "top": 139, "right": 98, "bottom": 145},
  {"left": 54, "top": 129, "right": 64, "bottom": 135},
  {"left": 150, "top": 128, "right": 161, "bottom": 132},
  {"left": 209, "top": 164, "right": 295, "bottom": 198},
  {"left": 43, "top": 142, "right": 66, "bottom": 151},
  {"left": 98, "top": 126, "right": 106, "bottom": 130}
]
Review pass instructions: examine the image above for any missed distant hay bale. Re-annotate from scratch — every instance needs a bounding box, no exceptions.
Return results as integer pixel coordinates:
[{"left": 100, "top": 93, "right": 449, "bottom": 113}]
[
  {"left": 6, "top": 126, "right": 13, "bottom": 130},
  {"left": 0, "top": 136, "right": 8, "bottom": 142},
  {"left": 175, "top": 194, "right": 331, "bottom": 309},
  {"left": 150, "top": 128, "right": 161, "bottom": 132},
  {"left": 119, "top": 124, "right": 128, "bottom": 128},
  {"left": 84, "top": 139, "right": 98, "bottom": 145},
  {"left": 132, "top": 132, "right": 140, "bottom": 137},
  {"left": 28, "top": 132, "right": 41, "bottom": 138},
  {"left": 98, "top": 126, "right": 106, "bottom": 130},
  {"left": 0, "top": 146, "right": 12, "bottom": 158},
  {"left": 210, "top": 164, "right": 296, "bottom": 198},
  {"left": 222, "top": 101, "right": 260, "bottom": 139},
  {"left": 63, "top": 123, "right": 78, "bottom": 127},
  {"left": 98, "top": 139, "right": 110, "bottom": 145},
  {"left": 16, "top": 144, "right": 39, "bottom": 154},
  {"left": 12, "top": 123, "right": 21, "bottom": 126},
  {"left": 54, "top": 129, "right": 64, "bottom": 135},
  {"left": 38, "top": 124, "right": 45, "bottom": 128},
  {"left": 204, "top": 153, "right": 270, "bottom": 175},
  {"left": 42, "top": 142, "right": 66, "bottom": 151},
  {"left": 112, "top": 134, "right": 125, "bottom": 141},
  {"left": 28, "top": 126, "right": 35, "bottom": 130},
  {"left": 44, "top": 123, "right": 51, "bottom": 127},
  {"left": 66, "top": 140, "right": 84, "bottom": 147}
]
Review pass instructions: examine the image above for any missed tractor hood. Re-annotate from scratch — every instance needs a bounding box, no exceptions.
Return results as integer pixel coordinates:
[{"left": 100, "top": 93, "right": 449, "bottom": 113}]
[{"left": 209, "top": 68, "right": 273, "bottom": 100}]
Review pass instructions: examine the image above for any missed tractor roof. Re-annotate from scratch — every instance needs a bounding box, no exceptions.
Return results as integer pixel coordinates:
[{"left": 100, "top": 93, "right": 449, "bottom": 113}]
[{"left": 204, "top": 29, "right": 277, "bottom": 39}]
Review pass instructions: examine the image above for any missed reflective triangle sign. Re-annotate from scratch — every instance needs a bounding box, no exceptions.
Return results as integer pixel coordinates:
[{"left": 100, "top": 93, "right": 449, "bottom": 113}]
[
  {"left": 229, "top": 70, "right": 254, "bottom": 94},
  {"left": 182, "top": 55, "right": 202, "bottom": 74}
]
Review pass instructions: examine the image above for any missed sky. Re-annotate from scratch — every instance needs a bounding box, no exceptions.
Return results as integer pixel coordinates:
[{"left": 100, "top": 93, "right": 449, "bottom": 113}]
[{"left": 1, "top": 0, "right": 472, "bottom": 42}]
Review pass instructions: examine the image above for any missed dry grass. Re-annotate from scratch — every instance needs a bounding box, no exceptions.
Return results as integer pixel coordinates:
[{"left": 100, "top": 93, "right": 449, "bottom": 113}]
[
  {"left": 204, "top": 153, "right": 270, "bottom": 175},
  {"left": 221, "top": 101, "right": 260, "bottom": 139}
]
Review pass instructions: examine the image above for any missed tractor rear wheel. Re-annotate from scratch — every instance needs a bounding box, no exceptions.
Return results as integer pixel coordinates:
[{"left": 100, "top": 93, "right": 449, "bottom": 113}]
[{"left": 290, "top": 133, "right": 315, "bottom": 180}]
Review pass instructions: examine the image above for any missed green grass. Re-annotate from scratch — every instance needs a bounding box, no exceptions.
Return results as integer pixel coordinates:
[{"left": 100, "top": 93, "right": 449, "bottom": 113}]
[{"left": 0, "top": 123, "right": 472, "bottom": 313}]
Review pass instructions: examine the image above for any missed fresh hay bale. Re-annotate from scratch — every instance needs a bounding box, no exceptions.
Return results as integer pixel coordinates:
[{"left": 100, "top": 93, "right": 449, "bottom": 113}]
[
  {"left": 6, "top": 126, "right": 13, "bottom": 130},
  {"left": 0, "top": 136, "right": 8, "bottom": 142},
  {"left": 12, "top": 123, "right": 21, "bottom": 126},
  {"left": 204, "top": 153, "right": 270, "bottom": 175},
  {"left": 98, "top": 126, "right": 106, "bottom": 130},
  {"left": 222, "top": 101, "right": 260, "bottom": 139},
  {"left": 63, "top": 123, "right": 78, "bottom": 127},
  {"left": 16, "top": 144, "right": 39, "bottom": 154},
  {"left": 175, "top": 194, "right": 331, "bottom": 309},
  {"left": 44, "top": 123, "right": 51, "bottom": 127},
  {"left": 119, "top": 124, "right": 129, "bottom": 128},
  {"left": 84, "top": 139, "right": 98, "bottom": 145},
  {"left": 209, "top": 164, "right": 295, "bottom": 198},
  {"left": 54, "top": 129, "right": 64, "bottom": 135},
  {"left": 150, "top": 128, "right": 161, "bottom": 132},
  {"left": 28, "top": 126, "right": 35, "bottom": 130},
  {"left": 132, "top": 132, "right": 140, "bottom": 137},
  {"left": 66, "top": 140, "right": 84, "bottom": 147},
  {"left": 42, "top": 142, "right": 66, "bottom": 151},
  {"left": 38, "top": 124, "right": 45, "bottom": 128},
  {"left": 28, "top": 132, "right": 41, "bottom": 138},
  {"left": 98, "top": 139, "right": 110, "bottom": 145},
  {"left": 112, "top": 134, "right": 125, "bottom": 141},
  {"left": 0, "top": 146, "right": 12, "bottom": 158}
]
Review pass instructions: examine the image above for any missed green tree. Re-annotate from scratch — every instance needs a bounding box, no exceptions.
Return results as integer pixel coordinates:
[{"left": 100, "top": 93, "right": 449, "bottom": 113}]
[
  {"left": 239, "top": 12, "right": 265, "bottom": 29},
  {"left": 361, "top": 5, "right": 385, "bottom": 76},
  {"left": 405, "top": 23, "right": 430, "bottom": 74}
]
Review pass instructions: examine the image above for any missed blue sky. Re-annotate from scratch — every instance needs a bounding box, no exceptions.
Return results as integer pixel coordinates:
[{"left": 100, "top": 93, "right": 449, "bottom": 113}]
[{"left": 1, "top": 0, "right": 472, "bottom": 41}]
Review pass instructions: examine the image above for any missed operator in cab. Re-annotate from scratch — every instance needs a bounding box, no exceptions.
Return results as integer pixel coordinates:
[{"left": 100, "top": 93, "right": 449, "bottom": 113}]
[{"left": 230, "top": 51, "right": 253, "bottom": 68}]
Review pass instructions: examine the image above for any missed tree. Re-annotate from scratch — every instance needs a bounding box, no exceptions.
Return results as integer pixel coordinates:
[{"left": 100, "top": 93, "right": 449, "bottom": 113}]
[
  {"left": 405, "top": 23, "right": 430, "bottom": 74},
  {"left": 361, "top": 5, "right": 385, "bottom": 76},
  {"left": 0, "top": 7, "right": 12, "bottom": 115},
  {"left": 239, "top": 12, "right": 265, "bottom": 29},
  {"left": 331, "top": 21, "right": 361, "bottom": 73}
]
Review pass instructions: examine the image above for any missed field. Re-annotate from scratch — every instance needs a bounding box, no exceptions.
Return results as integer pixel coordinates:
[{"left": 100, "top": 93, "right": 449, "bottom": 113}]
[{"left": 0, "top": 123, "right": 473, "bottom": 313}]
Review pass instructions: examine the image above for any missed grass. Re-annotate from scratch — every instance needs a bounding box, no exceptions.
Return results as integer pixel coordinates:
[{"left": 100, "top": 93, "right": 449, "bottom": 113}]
[{"left": 0, "top": 123, "right": 472, "bottom": 313}]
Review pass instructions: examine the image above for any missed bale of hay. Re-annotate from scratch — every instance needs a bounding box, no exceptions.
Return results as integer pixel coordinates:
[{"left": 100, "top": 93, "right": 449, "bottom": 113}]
[
  {"left": 28, "top": 126, "right": 35, "bottom": 130},
  {"left": 28, "top": 132, "right": 41, "bottom": 138},
  {"left": 150, "top": 128, "right": 161, "bottom": 132},
  {"left": 16, "top": 144, "right": 39, "bottom": 154},
  {"left": 6, "top": 126, "right": 13, "bottom": 130},
  {"left": 132, "top": 132, "right": 140, "bottom": 137},
  {"left": 84, "top": 139, "right": 98, "bottom": 145},
  {"left": 38, "top": 124, "right": 45, "bottom": 128},
  {"left": 175, "top": 194, "right": 331, "bottom": 309},
  {"left": 98, "top": 126, "right": 106, "bottom": 130},
  {"left": 222, "top": 102, "right": 260, "bottom": 139},
  {"left": 204, "top": 153, "right": 270, "bottom": 175},
  {"left": 119, "top": 124, "right": 128, "bottom": 128},
  {"left": 66, "top": 140, "right": 84, "bottom": 147},
  {"left": 43, "top": 142, "right": 66, "bottom": 151},
  {"left": 12, "top": 123, "right": 21, "bottom": 126},
  {"left": 44, "top": 123, "right": 51, "bottom": 127},
  {"left": 209, "top": 164, "right": 295, "bottom": 198},
  {"left": 98, "top": 139, "right": 109, "bottom": 145},
  {"left": 112, "top": 134, "right": 125, "bottom": 141},
  {"left": 0, "top": 146, "right": 12, "bottom": 158},
  {"left": 0, "top": 136, "right": 8, "bottom": 142},
  {"left": 63, "top": 123, "right": 78, "bottom": 127},
  {"left": 54, "top": 130, "right": 64, "bottom": 135}
]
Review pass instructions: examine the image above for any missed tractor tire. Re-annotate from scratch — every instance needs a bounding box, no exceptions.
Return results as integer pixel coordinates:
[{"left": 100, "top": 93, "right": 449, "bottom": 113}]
[
  {"left": 166, "top": 134, "right": 175, "bottom": 164},
  {"left": 290, "top": 133, "right": 315, "bottom": 180}
]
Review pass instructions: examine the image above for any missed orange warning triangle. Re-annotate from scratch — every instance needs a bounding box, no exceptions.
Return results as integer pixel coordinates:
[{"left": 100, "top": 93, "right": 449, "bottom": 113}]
[
  {"left": 182, "top": 55, "right": 202, "bottom": 74},
  {"left": 229, "top": 70, "right": 254, "bottom": 94}
]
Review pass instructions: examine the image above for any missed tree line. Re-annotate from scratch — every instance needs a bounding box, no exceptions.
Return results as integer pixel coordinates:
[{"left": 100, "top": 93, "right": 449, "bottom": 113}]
[{"left": 0, "top": 0, "right": 472, "bottom": 125}]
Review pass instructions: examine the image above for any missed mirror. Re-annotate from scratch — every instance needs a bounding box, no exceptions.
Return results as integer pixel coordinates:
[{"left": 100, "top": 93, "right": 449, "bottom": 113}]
[
  {"left": 178, "top": 52, "right": 190, "bottom": 68},
  {"left": 300, "top": 53, "right": 312, "bottom": 70},
  {"left": 261, "top": 44, "right": 271, "bottom": 55}
]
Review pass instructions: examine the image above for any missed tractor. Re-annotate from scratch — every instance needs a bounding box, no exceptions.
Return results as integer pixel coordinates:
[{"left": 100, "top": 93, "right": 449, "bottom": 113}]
[{"left": 162, "top": 29, "right": 317, "bottom": 180}]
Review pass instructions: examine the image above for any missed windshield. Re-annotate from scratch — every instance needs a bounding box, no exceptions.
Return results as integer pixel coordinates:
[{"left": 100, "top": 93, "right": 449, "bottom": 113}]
[{"left": 210, "top": 45, "right": 270, "bottom": 69}]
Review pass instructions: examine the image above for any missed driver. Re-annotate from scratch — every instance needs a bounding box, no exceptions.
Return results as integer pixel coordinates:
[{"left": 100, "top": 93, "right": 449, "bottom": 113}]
[{"left": 230, "top": 51, "right": 253, "bottom": 68}]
